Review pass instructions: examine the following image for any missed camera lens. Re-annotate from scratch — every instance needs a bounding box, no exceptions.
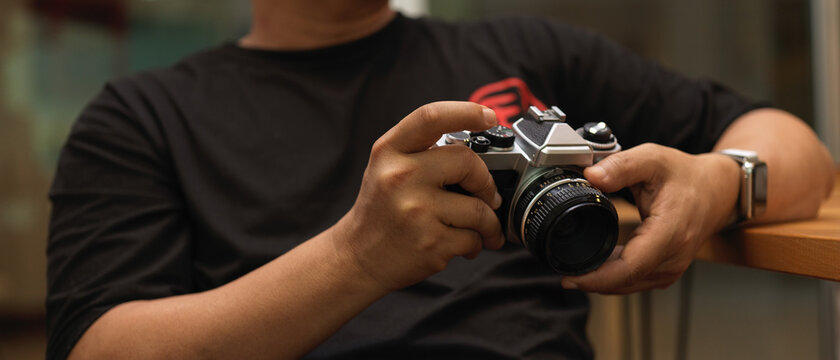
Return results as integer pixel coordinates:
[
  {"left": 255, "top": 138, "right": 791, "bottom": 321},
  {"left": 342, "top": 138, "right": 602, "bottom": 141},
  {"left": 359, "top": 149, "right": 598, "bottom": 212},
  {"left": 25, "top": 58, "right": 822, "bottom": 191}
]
[
  {"left": 512, "top": 170, "right": 617, "bottom": 274},
  {"left": 545, "top": 203, "right": 616, "bottom": 271}
]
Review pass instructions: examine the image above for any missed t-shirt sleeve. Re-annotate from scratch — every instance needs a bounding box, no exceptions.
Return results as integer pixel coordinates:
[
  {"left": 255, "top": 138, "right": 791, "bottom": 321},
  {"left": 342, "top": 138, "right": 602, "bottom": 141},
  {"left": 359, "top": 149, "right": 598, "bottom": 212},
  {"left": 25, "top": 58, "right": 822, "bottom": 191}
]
[
  {"left": 46, "top": 81, "right": 193, "bottom": 360},
  {"left": 519, "top": 19, "right": 766, "bottom": 153}
]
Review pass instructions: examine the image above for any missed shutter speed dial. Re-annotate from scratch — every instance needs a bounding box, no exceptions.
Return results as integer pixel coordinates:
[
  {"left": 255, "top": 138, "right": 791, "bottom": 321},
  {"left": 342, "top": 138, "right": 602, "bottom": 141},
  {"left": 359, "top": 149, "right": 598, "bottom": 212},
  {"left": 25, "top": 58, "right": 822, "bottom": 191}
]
[
  {"left": 470, "top": 125, "right": 515, "bottom": 151},
  {"left": 483, "top": 125, "right": 515, "bottom": 150},
  {"left": 450, "top": 125, "right": 516, "bottom": 153}
]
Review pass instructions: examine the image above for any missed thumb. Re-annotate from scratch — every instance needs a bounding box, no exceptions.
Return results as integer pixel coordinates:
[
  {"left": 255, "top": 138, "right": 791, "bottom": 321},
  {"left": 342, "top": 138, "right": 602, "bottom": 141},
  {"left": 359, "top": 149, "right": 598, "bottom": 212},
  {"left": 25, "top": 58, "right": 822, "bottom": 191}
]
[{"left": 584, "top": 143, "right": 666, "bottom": 192}]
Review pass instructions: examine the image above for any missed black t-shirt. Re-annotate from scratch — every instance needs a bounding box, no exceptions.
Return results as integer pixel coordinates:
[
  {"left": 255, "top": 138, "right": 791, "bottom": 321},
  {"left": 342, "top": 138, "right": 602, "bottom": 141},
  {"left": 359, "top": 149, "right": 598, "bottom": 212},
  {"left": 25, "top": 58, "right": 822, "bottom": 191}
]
[{"left": 47, "top": 14, "right": 760, "bottom": 359}]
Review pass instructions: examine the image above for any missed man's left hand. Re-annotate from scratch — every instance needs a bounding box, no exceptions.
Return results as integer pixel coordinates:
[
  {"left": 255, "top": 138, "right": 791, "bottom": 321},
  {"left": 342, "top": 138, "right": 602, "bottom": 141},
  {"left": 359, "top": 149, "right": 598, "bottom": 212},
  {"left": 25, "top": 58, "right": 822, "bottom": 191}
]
[{"left": 561, "top": 143, "right": 740, "bottom": 294}]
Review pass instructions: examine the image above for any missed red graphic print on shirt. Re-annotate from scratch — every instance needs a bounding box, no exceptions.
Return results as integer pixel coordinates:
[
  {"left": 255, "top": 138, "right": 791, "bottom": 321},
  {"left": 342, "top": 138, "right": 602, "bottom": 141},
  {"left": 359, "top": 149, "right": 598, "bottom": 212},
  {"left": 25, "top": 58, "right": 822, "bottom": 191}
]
[{"left": 469, "top": 77, "right": 546, "bottom": 127}]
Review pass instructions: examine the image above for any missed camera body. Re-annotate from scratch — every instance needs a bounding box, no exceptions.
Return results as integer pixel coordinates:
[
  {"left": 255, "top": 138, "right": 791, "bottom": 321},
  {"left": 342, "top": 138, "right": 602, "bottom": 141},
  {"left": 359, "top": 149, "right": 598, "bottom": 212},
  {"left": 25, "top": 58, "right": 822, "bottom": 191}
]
[{"left": 437, "top": 106, "right": 621, "bottom": 274}]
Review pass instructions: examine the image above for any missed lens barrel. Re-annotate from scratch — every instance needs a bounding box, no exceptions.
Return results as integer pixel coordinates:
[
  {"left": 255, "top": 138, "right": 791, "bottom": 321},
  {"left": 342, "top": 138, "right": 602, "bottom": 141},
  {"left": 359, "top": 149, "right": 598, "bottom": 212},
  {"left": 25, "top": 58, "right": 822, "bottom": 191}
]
[{"left": 512, "top": 170, "right": 618, "bottom": 274}]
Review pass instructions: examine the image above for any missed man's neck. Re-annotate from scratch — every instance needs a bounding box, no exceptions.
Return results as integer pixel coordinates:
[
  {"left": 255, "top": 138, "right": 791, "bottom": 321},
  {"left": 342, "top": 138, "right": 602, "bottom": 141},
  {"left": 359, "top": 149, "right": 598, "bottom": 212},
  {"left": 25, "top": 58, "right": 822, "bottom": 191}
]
[{"left": 239, "top": 0, "right": 395, "bottom": 51}]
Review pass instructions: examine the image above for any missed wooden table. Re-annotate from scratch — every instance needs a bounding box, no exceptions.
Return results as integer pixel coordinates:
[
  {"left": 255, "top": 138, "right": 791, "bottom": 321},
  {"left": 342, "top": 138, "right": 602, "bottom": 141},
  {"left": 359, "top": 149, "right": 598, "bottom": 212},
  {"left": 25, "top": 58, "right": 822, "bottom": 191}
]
[{"left": 615, "top": 170, "right": 840, "bottom": 281}]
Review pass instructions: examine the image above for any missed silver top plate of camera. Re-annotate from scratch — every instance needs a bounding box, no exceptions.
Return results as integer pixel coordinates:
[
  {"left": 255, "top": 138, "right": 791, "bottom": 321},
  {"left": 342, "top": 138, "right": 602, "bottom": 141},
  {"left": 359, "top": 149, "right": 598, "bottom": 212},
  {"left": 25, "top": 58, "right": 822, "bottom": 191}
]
[{"left": 436, "top": 106, "right": 620, "bottom": 174}]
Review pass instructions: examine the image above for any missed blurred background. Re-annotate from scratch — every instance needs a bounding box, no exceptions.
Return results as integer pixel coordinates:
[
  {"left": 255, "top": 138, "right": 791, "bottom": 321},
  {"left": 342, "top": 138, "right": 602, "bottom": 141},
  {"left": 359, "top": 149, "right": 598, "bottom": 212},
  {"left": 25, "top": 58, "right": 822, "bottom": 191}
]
[{"left": 0, "top": 0, "right": 837, "bottom": 359}]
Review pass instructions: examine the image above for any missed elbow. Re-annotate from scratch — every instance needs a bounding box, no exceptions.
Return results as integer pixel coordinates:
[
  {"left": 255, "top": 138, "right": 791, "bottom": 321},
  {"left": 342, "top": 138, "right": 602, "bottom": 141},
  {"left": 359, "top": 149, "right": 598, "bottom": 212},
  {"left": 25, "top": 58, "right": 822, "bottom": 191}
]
[
  {"left": 66, "top": 301, "right": 176, "bottom": 360},
  {"left": 797, "top": 142, "right": 835, "bottom": 220}
]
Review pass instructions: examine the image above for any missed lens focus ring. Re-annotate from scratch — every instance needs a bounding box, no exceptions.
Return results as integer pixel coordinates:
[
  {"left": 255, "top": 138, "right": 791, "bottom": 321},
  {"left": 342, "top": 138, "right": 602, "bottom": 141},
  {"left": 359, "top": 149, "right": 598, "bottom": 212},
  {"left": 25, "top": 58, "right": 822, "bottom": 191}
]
[{"left": 524, "top": 185, "right": 609, "bottom": 243}]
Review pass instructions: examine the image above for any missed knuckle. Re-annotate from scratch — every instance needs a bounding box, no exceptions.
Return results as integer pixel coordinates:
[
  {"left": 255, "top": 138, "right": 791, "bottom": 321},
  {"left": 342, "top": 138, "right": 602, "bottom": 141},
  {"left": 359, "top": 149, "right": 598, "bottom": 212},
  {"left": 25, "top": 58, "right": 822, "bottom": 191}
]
[
  {"left": 638, "top": 142, "right": 662, "bottom": 152},
  {"left": 370, "top": 138, "right": 389, "bottom": 158},
  {"left": 416, "top": 103, "right": 441, "bottom": 124},
  {"left": 448, "top": 142, "right": 477, "bottom": 166},
  {"left": 398, "top": 197, "right": 429, "bottom": 220},
  {"left": 471, "top": 198, "right": 491, "bottom": 222},
  {"left": 377, "top": 161, "right": 419, "bottom": 188},
  {"left": 457, "top": 147, "right": 492, "bottom": 189},
  {"left": 476, "top": 169, "right": 496, "bottom": 196},
  {"left": 417, "top": 237, "right": 436, "bottom": 253},
  {"left": 416, "top": 229, "right": 440, "bottom": 253},
  {"left": 638, "top": 143, "right": 666, "bottom": 166},
  {"left": 454, "top": 141, "right": 476, "bottom": 160}
]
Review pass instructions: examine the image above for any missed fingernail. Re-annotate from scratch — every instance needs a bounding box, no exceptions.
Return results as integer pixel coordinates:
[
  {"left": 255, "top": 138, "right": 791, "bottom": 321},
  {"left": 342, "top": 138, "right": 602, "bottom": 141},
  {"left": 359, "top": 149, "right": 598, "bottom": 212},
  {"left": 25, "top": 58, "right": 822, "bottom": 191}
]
[
  {"left": 482, "top": 107, "right": 497, "bottom": 126},
  {"left": 493, "top": 192, "right": 503, "bottom": 209},
  {"left": 562, "top": 280, "right": 578, "bottom": 290}
]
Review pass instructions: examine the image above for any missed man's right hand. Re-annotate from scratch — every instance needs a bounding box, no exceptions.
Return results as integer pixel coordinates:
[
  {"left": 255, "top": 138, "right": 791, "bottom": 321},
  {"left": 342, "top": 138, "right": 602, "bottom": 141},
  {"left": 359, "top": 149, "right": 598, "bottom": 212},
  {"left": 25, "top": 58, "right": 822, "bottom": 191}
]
[{"left": 332, "top": 101, "right": 506, "bottom": 292}]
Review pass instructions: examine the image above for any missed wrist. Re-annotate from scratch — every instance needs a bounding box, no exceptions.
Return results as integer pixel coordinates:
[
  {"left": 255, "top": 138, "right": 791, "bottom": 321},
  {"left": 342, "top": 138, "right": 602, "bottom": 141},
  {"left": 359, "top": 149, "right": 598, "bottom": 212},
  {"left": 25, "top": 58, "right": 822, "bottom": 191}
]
[
  {"left": 703, "top": 153, "right": 743, "bottom": 228},
  {"left": 323, "top": 213, "right": 393, "bottom": 297}
]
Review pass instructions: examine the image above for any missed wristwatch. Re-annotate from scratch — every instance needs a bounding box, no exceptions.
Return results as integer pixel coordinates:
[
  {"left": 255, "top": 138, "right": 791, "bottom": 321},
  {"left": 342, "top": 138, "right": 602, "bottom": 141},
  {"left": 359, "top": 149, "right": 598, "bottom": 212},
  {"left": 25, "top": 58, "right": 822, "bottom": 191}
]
[{"left": 718, "top": 149, "right": 768, "bottom": 222}]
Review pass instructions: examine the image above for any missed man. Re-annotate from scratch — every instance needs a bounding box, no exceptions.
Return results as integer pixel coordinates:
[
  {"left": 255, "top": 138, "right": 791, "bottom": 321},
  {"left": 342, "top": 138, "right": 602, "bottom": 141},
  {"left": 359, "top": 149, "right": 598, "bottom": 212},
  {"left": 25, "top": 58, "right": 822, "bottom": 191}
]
[{"left": 47, "top": 1, "right": 834, "bottom": 359}]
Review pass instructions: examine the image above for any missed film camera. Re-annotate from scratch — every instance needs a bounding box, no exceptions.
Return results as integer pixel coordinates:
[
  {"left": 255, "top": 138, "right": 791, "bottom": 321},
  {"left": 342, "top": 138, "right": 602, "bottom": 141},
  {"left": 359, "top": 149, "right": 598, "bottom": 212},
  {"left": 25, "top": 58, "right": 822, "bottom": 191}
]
[{"left": 437, "top": 106, "right": 622, "bottom": 274}]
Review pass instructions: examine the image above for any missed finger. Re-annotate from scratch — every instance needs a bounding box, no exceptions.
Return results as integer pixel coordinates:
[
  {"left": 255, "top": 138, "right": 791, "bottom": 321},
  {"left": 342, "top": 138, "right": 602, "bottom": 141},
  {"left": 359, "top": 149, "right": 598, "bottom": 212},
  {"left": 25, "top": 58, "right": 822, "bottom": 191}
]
[
  {"left": 379, "top": 101, "right": 497, "bottom": 154},
  {"left": 586, "top": 262, "right": 690, "bottom": 294},
  {"left": 439, "top": 225, "right": 484, "bottom": 259},
  {"left": 561, "top": 215, "right": 674, "bottom": 292},
  {"left": 584, "top": 143, "right": 669, "bottom": 193},
  {"left": 584, "top": 245, "right": 676, "bottom": 294},
  {"left": 435, "top": 191, "right": 505, "bottom": 250},
  {"left": 414, "top": 145, "right": 501, "bottom": 209}
]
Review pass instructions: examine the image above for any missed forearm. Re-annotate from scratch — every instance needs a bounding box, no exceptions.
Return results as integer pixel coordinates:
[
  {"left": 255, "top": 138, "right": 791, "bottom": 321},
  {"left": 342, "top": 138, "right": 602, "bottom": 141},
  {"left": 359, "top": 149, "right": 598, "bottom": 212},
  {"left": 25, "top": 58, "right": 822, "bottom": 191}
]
[
  {"left": 69, "top": 224, "right": 388, "bottom": 360},
  {"left": 713, "top": 108, "right": 835, "bottom": 223}
]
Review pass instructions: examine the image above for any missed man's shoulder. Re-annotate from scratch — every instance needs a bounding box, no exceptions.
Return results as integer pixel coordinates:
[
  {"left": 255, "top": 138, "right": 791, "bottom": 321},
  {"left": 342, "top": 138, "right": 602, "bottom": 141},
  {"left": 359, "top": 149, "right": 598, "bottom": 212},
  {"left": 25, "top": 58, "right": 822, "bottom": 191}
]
[
  {"left": 98, "top": 43, "right": 240, "bottom": 114},
  {"left": 109, "top": 44, "right": 231, "bottom": 89}
]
